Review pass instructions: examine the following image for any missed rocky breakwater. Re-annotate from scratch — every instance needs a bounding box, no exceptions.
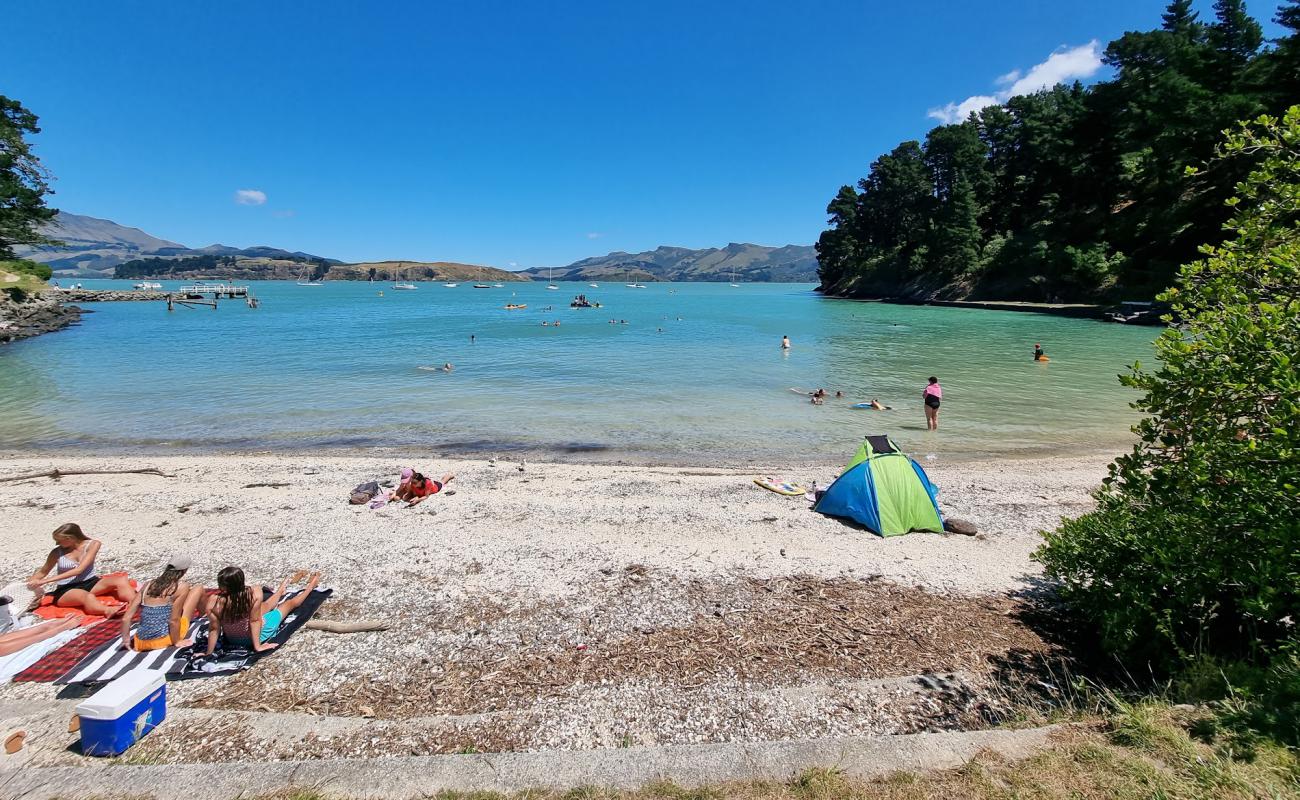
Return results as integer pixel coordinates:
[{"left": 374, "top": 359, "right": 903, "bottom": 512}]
[
  {"left": 55, "top": 288, "right": 171, "bottom": 303},
  {"left": 0, "top": 290, "right": 83, "bottom": 343},
  {"left": 0, "top": 288, "right": 171, "bottom": 344}
]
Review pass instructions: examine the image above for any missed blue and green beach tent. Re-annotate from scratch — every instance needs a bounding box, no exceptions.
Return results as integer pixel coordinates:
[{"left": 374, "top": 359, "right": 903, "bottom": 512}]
[{"left": 813, "top": 435, "right": 943, "bottom": 537}]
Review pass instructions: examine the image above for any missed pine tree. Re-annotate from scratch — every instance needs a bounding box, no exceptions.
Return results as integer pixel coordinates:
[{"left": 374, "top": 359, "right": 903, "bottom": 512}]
[
  {"left": 1209, "top": 0, "right": 1264, "bottom": 67},
  {"left": 814, "top": 185, "right": 860, "bottom": 289},
  {"left": 0, "top": 96, "right": 57, "bottom": 258},
  {"left": 1161, "top": 0, "right": 1201, "bottom": 37}
]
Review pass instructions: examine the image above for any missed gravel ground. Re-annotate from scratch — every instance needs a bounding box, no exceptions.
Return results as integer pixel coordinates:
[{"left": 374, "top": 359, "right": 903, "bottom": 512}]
[{"left": 0, "top": 452, "right": 1105, "bottom": 766}]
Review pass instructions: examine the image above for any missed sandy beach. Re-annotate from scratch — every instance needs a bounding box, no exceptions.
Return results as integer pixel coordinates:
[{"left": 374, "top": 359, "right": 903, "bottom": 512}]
[{"left": 0, "top": 451, "right": 1109, "bottom": 766}]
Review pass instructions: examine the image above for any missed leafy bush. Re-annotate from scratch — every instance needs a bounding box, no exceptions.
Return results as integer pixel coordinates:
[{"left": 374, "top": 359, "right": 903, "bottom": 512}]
[
  {"left": 0, "top": 258, "right": 52, "bottom": 281},
  {"left": 1036, "top": 108, "right": 1300, "bottom": 669}
]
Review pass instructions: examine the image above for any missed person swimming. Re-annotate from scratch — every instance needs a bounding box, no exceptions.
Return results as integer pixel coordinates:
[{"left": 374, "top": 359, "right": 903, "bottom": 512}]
[
  {"left": 1034, "top": 343, "right": 1047, "bottom": 361},
  {"left": 781, "top": 335, "right": 790, "bottom": 350}
]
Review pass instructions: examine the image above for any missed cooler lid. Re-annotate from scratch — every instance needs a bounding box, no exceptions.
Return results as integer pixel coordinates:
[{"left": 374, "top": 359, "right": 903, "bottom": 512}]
[{"left": 75, "top": 669, "right": 166, "bottom": 720}]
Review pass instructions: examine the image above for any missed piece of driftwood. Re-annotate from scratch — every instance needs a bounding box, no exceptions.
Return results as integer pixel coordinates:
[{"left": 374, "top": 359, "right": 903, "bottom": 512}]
[
  {"left": 0, "top": 467, "right": 174, "bottom": 484},
  {"left": 243, "top": 482, "right": 292, "bottom": 488},
  {"left": 305, "top": 619, "right": 389, "bottom": 634}
]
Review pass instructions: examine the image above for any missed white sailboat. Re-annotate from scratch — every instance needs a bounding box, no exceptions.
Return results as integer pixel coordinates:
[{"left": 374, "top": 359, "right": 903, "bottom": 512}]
[
  {"left": 443, "top": 282, "right": 459, "bottom": 288},
  {"left": 546, "top": 267, "right": 559, "bottom": 290},
  {"left": 625, "top": 269, "right": 645, "bottom": 288},
  {"left": 296, "top": 264, "right": 324, "bottom": 286},
  {"left": 392, "top": 263, "right": 417, "bottom": 290},
  {"left": 588, "top": 281, "right": 599, "bottom": 288},
  {"left": 730, "top": 266, "right": 740, "bottom": 288}
]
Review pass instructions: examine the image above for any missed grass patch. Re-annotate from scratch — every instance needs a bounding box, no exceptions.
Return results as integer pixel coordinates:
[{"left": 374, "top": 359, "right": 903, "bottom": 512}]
[{"left": 230, "top": 706, "right": 1298, "bottom": 799}]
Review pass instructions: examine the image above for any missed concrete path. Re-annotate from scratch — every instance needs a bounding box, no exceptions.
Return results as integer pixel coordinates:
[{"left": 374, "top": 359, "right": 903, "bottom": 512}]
[{"left": 2, "top": 726, "right": 1058, "bottom": 799}]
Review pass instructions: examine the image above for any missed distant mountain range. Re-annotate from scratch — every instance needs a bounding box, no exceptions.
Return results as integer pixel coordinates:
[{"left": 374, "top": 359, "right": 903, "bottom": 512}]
[
  {"left": 14, "top": 212, "right": 339, "bottom": 275},
  {"left": 519, "top": 243, "right": 818, "bottom": 283},
  {"left": 17, "top": 213, "right": 817, "bottom": 283}
]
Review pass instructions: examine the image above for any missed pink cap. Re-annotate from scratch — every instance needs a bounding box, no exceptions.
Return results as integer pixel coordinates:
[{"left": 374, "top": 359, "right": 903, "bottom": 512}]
[{"left": 400, "top": 468, "right": 413, "bottom": 479}]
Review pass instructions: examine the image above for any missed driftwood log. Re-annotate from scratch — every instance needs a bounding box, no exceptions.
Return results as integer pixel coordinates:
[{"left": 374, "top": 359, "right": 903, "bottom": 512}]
[
  {"left": 243, "top": 482, "right": 293, "bottom": 489},
  {"left": 304, "top": 619, "right": 389, "bottom": 634},
  {"left": 0, "top": 467, "right": 175, "bottom": 484}
]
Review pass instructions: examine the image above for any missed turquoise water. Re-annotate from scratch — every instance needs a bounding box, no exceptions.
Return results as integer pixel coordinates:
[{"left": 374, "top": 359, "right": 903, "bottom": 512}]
[{"left": 0, "top": 280, "right": 1156, "bottom": 463}]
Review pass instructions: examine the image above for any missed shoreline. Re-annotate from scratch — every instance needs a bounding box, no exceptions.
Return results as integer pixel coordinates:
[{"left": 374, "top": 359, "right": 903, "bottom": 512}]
[{"left": 0, "top": 440, "right": 1131, "bottom": 469}]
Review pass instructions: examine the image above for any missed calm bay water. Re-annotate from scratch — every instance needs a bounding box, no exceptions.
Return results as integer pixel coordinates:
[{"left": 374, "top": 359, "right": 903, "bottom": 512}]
[{"left": 0, "top": 280, "right": 1156, "bottom": 463}]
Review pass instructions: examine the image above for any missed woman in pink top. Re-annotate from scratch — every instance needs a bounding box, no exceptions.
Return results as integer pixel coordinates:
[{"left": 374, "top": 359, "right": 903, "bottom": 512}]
[{"left": 922, "top": 377, "right": 942, "bottom": 430}]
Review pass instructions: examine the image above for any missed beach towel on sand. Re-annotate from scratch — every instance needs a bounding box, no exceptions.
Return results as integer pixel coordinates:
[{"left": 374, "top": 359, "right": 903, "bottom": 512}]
[
  {"left": 12, "top": 618, "right": 123, "bottom": 683},
  {"left": 31, "top": 573, "right": 136, "bottom": 625},
  {"left": 0, "top": 627, "right": 85, "bottom": 683},
  {"left": 53, "top": 588, "right": 331, "bottom": 686}
]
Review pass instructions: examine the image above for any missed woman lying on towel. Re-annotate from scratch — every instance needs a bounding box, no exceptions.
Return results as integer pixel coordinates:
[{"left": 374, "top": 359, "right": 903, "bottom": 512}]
[
  {"left": 0, "top": 616, "right": 82, "bottom": 657},
  {"left": 120, "top": 554, "right": 203, "bottom": 651},
  {"left": 27, "top": 523, "right": 135, "bottom": 617},
  {"left": 206, "top": 567, "right": 321, "bottom": 655}
]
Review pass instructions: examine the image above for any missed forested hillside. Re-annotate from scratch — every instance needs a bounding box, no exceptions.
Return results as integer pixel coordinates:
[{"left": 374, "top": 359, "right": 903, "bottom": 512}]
[{"left": 816, "top": 0, "right": 1300, "bottom": 302}]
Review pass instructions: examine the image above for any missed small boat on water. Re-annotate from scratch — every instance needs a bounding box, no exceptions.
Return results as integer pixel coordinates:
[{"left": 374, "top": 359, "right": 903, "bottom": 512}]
[
  {"left": 588, "top": 282, "right": 599, "bottom": 288},
  {"left": 473, "top": 284, "right": 492, "bottom": 289},
  {"left": 505, "top": 303, "right": 528, "bottom": 310},
  {"left": 493, "top": 283, "right": 504, "bottom": 288},
  {"left": 296, "top": 265, "right": 324, "bottom": 286},
  {"left": 133, "top": 281, "right": 162, "bottom": 290},
  {"left": 570, "top": 294, "right": 601, "bottom": 308},
  {"left": 443, "top": 282, "right": 459, "bottom": 288},
  {"left": 546, "top": 266, "right": 559, "bottom": 290},
  {"left": 392, "top": 263, "right": 417, "bottom": 290}
]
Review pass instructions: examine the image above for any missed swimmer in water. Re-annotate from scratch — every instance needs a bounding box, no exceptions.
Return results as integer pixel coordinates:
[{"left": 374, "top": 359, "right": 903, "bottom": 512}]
[
  {"left": 781, "top": 335, "right": 790, "bottom": 350},
  {"left": 443, "top": 363, "right": 453, "bottom": 372},
  {"left": 1033, "top": 343, "right": 1047, "bottom": 361}
]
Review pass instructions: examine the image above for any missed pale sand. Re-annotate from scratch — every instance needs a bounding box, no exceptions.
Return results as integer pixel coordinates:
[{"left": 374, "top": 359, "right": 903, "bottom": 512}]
[{"left": 0, "top": 452, "right": 1110, "bottom": 762}]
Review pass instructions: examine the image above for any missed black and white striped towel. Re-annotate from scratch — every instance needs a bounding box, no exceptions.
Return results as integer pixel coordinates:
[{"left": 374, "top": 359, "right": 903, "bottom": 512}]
[
  {"left": 55, "top": 587, "right": 331, "bottom": 685},
  {"left": 53, "top": 635, "right": 184, "bottom": 685}
]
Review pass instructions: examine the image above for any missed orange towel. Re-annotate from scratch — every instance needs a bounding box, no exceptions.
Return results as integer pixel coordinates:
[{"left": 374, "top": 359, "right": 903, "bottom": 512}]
[{"left": 32, "top": 573, "right": 136, "bottom": 626}]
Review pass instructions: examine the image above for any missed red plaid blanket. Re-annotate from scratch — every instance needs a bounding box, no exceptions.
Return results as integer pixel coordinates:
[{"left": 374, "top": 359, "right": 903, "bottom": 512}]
[{"left": 13, "top": 618, "right": 124, "bottom": 683}]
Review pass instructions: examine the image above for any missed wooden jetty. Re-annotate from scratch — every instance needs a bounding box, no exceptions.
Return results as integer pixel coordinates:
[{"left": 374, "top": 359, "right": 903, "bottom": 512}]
[{"left": 176, "top": 282, "right": 249, "bottom": 299}]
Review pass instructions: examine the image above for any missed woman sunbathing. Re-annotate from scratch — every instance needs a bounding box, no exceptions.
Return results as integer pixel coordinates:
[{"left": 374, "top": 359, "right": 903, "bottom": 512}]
[
  {"left": 120, "top": 555, "right": 202, "bottom": 651},
  {"left": 27, "top": 523, "right": 135, "bottom": 617},
  {"left": 0, "top": 616, "right": 81, "bottom": 657},
  {"left": 206, "top": 567, "right": 321, "bottom": 655}
]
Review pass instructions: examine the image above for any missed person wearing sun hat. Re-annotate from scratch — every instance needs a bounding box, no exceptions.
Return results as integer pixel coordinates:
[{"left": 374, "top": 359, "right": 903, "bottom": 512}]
[{"left": 120, "top": 553, "right": 201, "bottom": 651}]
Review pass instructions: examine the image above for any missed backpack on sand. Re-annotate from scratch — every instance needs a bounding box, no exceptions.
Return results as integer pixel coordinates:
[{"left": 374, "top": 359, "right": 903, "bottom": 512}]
[{"left": 349, "top": 480, "right": 381, "bottom": 505}]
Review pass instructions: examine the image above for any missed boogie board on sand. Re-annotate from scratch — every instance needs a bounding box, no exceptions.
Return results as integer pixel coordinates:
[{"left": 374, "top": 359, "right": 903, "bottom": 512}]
[{"left": 754, "top": 477, "right": 807, "bottom": 496}]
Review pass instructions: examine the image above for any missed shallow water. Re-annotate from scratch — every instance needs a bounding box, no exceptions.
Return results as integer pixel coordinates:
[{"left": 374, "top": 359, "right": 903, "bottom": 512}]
[{"left": 0, "top": 280, "right": 1155, "bottom": 463}]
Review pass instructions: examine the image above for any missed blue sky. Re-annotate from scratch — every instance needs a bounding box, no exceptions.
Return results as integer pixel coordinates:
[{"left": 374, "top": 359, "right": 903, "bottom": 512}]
[{"left": 5, "top": 1, "right": 1285, "bottom": 268}]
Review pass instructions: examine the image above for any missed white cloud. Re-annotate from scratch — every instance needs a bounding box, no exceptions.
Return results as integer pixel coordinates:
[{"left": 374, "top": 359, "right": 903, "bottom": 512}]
[
  {"left": 234, "top": 189, "right": 267, "bottom": 206},
  {"left": 927, "top": 41, "right": 1102, "bottom": 124},
  {"left": 586, "top": 232, "right": 603, "bottom": 239}
]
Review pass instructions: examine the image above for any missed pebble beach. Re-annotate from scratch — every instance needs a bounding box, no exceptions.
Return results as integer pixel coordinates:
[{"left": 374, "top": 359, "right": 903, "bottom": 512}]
[{"left": 0, "top": 451, "right": 1110, "bottom": 765}]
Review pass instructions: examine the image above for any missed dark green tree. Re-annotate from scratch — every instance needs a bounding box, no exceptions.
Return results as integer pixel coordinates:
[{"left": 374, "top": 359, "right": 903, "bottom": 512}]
[
  {"left": 814, "top": 185, "right": 860, "bottom": 289},
  {"left": 1037, "top": 108, "right": 1300, "bottom": 666},
  {"left": 1209, "top": 0, "right": 1264, "bottom": 68},
  {"left": 0, "top": 96, "right": 57, "bottom": 258},
  {"left": 1161, "top": 0, "right": 1201, "bottom": 35}
]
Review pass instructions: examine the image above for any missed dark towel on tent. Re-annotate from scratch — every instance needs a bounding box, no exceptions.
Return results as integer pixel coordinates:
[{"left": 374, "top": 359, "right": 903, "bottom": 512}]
[
  {"left": 13, "top": 617, "right": 129, "bottom": 683},
  {"left": 53, "top": 588, "right": 331, "bottom": 686}
]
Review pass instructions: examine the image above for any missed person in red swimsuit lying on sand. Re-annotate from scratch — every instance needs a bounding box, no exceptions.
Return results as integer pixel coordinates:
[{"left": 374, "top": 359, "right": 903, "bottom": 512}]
[{"left": 392, "top": 470, "right": 455, "bottom": 506}]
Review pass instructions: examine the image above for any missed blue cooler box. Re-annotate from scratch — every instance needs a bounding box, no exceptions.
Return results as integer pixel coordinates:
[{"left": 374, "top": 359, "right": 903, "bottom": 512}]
[{"left": 75, "top": 669, "right": 167, "bottom": 756}]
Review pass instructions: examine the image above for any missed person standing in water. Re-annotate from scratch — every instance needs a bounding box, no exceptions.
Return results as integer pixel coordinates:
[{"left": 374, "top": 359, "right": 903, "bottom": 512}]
[
  {"left": 922, "top": 377, "right": 942, "bottom": 430},
  {"left": 781, "top": 335, "right": 790, "bottom": 350},
  {"left": 1033, "top": 343, "right": 1046, "bottom": 361}
]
